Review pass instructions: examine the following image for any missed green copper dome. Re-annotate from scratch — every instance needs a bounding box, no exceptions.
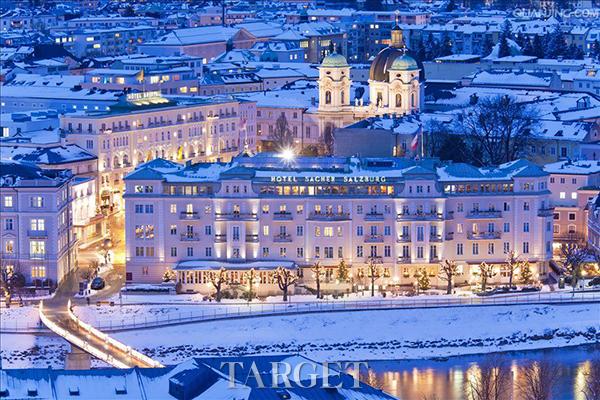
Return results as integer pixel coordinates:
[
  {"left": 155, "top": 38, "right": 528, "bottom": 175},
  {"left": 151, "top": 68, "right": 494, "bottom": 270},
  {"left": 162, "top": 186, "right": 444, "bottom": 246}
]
[
  {"left": 389, "top": 54, "right": 419, "bottom": 71},
  {"left": 321, "top": 52, "right": 348, "bottom": 68}
]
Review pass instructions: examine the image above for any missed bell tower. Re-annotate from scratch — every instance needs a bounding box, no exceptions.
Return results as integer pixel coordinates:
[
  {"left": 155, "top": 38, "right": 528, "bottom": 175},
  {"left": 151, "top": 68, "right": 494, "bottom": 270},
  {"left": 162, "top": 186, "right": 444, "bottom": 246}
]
[{"left": 318, "top": 52, "right": 351, "bottom": 113}]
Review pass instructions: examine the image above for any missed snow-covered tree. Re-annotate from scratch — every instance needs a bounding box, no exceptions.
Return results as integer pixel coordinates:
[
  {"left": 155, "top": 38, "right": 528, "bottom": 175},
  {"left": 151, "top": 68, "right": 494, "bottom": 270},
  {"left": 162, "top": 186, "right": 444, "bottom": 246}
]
[
  {"left": 560, "top": 243, "right": 590, "bottom": 295},
  {"left": 497, "top": 20, "right": 513, "bottom": 58},
  {"left": 544, "top": 25, "right": 568, "bottom": 59}
]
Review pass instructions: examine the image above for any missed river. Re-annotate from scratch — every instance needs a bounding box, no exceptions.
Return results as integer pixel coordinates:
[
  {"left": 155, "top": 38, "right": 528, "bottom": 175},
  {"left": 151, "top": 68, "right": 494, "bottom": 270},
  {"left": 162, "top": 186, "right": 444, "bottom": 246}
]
[{"left": 350, "top": 345, "right": 600, "bottom": 400}]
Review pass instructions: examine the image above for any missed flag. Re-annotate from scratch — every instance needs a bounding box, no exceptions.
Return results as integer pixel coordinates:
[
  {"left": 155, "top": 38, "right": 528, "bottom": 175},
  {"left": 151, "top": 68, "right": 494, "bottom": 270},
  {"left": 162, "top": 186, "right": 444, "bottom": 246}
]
[
  {"left": 135, "top": 69, "right": 144, "bottom": 83},
  {"left": 410, "top": 134, "right": 419, "bottom": 152}
]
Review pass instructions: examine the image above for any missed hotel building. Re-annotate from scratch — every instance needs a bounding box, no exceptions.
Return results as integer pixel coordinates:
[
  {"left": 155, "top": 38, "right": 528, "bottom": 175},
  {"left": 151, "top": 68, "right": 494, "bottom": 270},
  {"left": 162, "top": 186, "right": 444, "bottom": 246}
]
[
  {"left": 0, "top": 161, "right": 77, "bottom": 288},
  {"left": 124, "top": 154, "right": 554, "bottom": 296},
  {"left": 61, "top": 91, "right": 257, "bottom": 211}
]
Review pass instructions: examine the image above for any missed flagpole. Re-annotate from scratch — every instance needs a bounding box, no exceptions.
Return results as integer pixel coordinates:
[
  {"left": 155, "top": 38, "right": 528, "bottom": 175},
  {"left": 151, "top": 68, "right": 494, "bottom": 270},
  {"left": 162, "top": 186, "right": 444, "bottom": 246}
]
[{"left": 420, "top": 124, "right": 424, "bottom": 159}]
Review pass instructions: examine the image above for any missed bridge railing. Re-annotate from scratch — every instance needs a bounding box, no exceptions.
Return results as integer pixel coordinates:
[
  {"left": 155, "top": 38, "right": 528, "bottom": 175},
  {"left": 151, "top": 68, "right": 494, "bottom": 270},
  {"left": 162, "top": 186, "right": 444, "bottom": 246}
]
[
  {"left": 39, "top": 301, "right": 130, "bottom": 369},
  {"left": 65, "top": 299, "right": 163, "bottom": 368}
]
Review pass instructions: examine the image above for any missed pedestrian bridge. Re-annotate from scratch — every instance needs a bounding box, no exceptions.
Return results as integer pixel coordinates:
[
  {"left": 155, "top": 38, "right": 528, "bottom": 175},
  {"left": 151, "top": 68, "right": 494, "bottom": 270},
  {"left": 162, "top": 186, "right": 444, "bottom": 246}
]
[{"left": 39, "top": 299, "right": 163, "bottom": 369}]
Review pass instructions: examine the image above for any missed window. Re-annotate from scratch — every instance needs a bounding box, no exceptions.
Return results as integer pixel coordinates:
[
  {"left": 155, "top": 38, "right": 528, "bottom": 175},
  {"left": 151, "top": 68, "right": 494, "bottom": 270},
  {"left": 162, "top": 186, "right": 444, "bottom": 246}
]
[
  {"left": 416, "top": 246, "right": 423, "bottom": 259},
  {"left": 263, "top": 226, "right": 269, "bottom": 236},
  {"left": 314, "top": 226, "right": 321, "bottom": 237},
  {"left": 30, "top": 240, "right": 45, "bottom": 258},
  {"left": 503, "top": 242, "right": 510, "bottom": 253},
  {"left": 205, "top": 247, "right": 212, "bottom": 257},
  {"left": 31, "top": 266, "right": 46, "bottom": 278},
  {"left": 356, "top": 226, "right": 363, "bottom": 236},
  {"left": 5, "top": 218, "right": 14, "bottom": 230},
  {"left": 571, "top": 192, "right": 578, "bottom": 200},
  {"left": 296, "top": 226, "right": 303, "bottom": 236},
  {"left": 315, "top": 246, "right": 321, "bottom": 258},
  {"left": 205, "top": 225, "right": 212, "bottom": 235},
  {"left": 338, "top": 247, "right": 343, "bottom": 258},
  {"left": 324, "top": 227, "right": 333, "bottom": 237},
  {"left": 472, "top": 243, "right": 479, "bottom": 255},
  {"left": 457, "top": 243, "right": 463, "bottom": 255},
  {"left": 523, "top": 202, "right": 530, "bottom": 211},
  {"left": 569, "top": 213, "right": 576, "bottom": 221},
  {"left": 280, "top": 247, "right": 287, "bottom": 257},
  {"left": 4, "top": 196, "right": 13, "bottom": 207},
  {"left": 171, "top": 247, "right": 177, "bottom": 257},
  {"left": 297, "top": 247, "right": 304, "bottom": 258},
  {"left": 30, "top": 196, "right": 43, "bottom": 208},
  {"left": 384, "top": 245, "right": 391, "bottom": 257},
  {"left": 503, "top": 223, "right": 510, "bottom": 233},
  {"left": 30, "top": 219, "right": 45, "bottom": 231},
  {"left": 523, "top": 222, "right": 530, "bottom": 233},
  {"left": 324, "top": 247, "right": 333, "bottom": 258},
  {"left": 522, "top": 242, "right": 530, "bottom": 254},
  {"left": 170, "top": 204, "right": 177, "bottom": 214},
  {"left": 488, "top": 243, "right": 494, "bottom": 255},
  {"left": 5, "top": 240, "right": 14, "bottom": 253},
  {"left": 384, "top": 226, "right": 391, "bottom": 236},
  {"left": 170, "top": 225, "right": 177, "bottom": 235},
  {"left": 356, "top": 246, "right": 363, "bottom": 257}
]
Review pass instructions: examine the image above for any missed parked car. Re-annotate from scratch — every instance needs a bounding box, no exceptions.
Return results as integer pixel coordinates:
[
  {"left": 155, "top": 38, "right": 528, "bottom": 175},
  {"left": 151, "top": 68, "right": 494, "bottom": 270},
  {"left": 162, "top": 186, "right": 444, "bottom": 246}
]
[
  {"left": 91, "top": 277, "right": 105, "bottom": 290},
  {"left": 588, "top": 277, "right": 600, "bottom": 287}
]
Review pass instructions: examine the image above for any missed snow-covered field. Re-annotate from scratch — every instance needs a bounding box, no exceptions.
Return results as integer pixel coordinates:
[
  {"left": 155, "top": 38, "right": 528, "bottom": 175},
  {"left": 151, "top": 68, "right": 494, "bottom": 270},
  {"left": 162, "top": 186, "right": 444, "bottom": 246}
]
[{"left": 2, "top": 303, "right": 597, "bottom": 368}]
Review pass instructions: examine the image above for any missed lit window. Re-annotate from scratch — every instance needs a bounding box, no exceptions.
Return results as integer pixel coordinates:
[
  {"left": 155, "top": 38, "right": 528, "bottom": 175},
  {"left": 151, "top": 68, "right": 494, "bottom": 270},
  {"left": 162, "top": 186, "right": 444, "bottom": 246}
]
[{"left": 4, "top": 196, "right": 13, "bottom": 207}]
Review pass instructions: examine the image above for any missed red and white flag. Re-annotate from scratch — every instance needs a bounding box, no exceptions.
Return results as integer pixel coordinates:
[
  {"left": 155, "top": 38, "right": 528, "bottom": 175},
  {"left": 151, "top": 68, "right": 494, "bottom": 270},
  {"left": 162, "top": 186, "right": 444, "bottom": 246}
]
[{"left": 410, "top": 134, "right": 419, "bottom": 152}]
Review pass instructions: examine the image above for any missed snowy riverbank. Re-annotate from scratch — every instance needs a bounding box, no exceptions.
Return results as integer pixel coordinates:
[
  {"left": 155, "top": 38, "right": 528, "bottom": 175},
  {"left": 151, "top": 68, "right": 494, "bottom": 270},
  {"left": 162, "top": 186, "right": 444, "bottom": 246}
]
[{"left": 2, "top": 302, "right": 597, "bottom": 368}]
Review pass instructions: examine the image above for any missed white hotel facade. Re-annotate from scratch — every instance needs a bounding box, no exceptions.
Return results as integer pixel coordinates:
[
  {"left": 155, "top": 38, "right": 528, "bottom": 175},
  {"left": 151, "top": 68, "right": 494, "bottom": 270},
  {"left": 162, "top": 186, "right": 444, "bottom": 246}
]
[{"left": 124, "top": 154, "right": 554, "bottom": 295}]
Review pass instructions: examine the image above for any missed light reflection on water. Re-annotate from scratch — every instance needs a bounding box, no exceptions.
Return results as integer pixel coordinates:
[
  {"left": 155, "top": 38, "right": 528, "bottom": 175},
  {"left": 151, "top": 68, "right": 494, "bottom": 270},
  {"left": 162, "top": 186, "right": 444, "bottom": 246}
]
[{"left": 346, "top": 345, "right": 599, "bottom": 400}]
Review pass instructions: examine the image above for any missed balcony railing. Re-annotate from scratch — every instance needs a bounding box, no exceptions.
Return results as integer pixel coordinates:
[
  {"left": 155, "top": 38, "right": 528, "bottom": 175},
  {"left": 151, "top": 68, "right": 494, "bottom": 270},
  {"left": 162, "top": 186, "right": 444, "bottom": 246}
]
[
  {"left": 273, "top": 211, "right": 293, "bottom": 220},
  {"left": 179, "top": 211, "right": 200, "bottom": 220},
  {"left": 364, "top": 212, "right": 384, "bottom": 221},
  {"left": 429, "top": 234, "right": 443, "bottom": 242},
  {"left": 214, "top": 234, "right": 227, "bottom": 243},
  {"left": 538, "top": 208, "right": 554, "bottom": 217},
  {"left": 273, "top": 233, "right": 292, "bottom": 242},
  {"left": 397, "top": 212, "right": 444, "bottom": 221},
  {"left": 397, "top": 256, "right": 412, "bottom": 264},
  {"left": 214, "top": 212, "right": 258, "bottom": 221},
  {"left": 28, "top": 230, "right": 48, "bottom": 237},
  {"left": 245, "top": 234, "right": 259, "bottom": 243},
  {"left": 308, "top": 212, "right": 351, "bottom": 221},
  {"left": 180, "top": 233, "right": 200, "bottom": 241},
  {"left": 466, "top": 210, "right": 502, "bottom": 219},
  {"left": 396, "top": 235, "right": 411, "bottom": 243},
  {"left": 364, "top": 234, "right": 384, "bottom": 243},
  {"left": 467, "top": 231, "right": 501, "bottom": 240},
  {"left": 445, "top": 232, "right": 454, "bottom": 241}
]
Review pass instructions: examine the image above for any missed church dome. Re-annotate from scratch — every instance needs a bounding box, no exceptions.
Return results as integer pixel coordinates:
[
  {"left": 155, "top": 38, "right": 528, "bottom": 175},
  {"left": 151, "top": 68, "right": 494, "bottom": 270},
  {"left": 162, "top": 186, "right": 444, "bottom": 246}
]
[
  {"left": 390, "top": 54, "right": 419, "bottom": 71},
  {"left": 369, "top": 46, "right": 404, "bottom": 81},
  {"left": 321, "top": 52, "right": 348, "bottom": 68}
]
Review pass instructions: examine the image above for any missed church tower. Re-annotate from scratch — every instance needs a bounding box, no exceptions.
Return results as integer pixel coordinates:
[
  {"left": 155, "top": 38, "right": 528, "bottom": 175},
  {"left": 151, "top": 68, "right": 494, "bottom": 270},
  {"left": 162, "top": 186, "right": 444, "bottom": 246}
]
[
  {"left": 387, "top": 53, "right": 420, "bottom": 114},
  {"left": 318, "top": 52, "right": 351, "bottom": 112}
]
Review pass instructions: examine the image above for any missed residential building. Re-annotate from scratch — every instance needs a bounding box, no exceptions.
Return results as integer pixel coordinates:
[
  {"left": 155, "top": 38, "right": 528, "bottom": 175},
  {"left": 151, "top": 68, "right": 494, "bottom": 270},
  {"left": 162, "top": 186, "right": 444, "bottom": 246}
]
[
  {"left": 0, "top": 161, "right": 77, "bottom": 288},
  {"left": 124, "top": 154, "right": 553, "bottom": 295}
]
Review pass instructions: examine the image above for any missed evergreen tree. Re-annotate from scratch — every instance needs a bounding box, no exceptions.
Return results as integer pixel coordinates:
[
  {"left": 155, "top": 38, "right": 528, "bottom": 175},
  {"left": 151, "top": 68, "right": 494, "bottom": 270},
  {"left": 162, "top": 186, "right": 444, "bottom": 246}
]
[
  {"left": 497, "top": 20, "right": 512, "bottom": 58},
  {"left": 545, "top": 25, "right": 568, "bottom": 58},
  {"left": 425, "top": 33, "right": 438, "bottom": 60},
  {"left": 592, "top": 40, "right": 600, "bottom": 61},
  {"left": 519, "top": 261, "right": 533, "bottom": 285},
  {"left": 522, "top": 38, "right": 536, "bottom": 57},
  {"left": 532, "top": 35, "right": 545, "bottom": 58},
  {"left": 336, "top": 259, "right": 350, "bottom": 282},
  {"left": 363, "top": 0, "right": 383, "bottom": 11},
  {"left": 415, "top": 269, "right": 430, "bottom": 294},
  {"left": 415, "top": 37, "right": 427, "bottom": 62},
  {"left": 438, "top": 33, "right": 453, "bottom": 57},
  {"left": 566, "top": 43, "right": 584, "bottom": 59},
  {"left": 444, "top": 0, "right": 456, "bottom": 12},
  {"left": 481, "top": 36, "right": 494, "bottom": 57}
]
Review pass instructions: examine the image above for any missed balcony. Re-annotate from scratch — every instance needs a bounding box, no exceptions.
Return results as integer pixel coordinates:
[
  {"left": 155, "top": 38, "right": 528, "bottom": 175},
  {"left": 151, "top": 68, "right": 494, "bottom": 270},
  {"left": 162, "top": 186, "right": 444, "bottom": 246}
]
[
  {"left": 429, "top": 234, "right": 443, "bottom": 242},
  {"left": 28, "top": 230, "right": 48, "bottom": 237},
  {"left": 273, "top": 233, "right": 292, "bottom": 242},
  {"left": 180, "top": 233, "right": 200, "bottom": 241},
  {"left": 179, "top": 211, "right": 200, "bottom": 220},
  {"left": 466, "top": 210, "right": 502, "bottom": 219},
  {"left": 467, "top": 231, "right": 501, "bottom": 240},
  {"left": 273, "top": 211, "right": 293, "bottom": 220},
  {"left": 308, "top": 212, "right": 351, "bottom": 221},
  {"left": 214, "top": 234, "right": 227, "bottom": 243},
  {"left": 538, "top": 208, "right": 554, "bottom": 217},
  {"left": 397, "top": 212, "right": 444, "bottom": 221},
  {"left": 364, "top": 234, "right": 384, "bottom": 243},
  {"left": 245, "top": 234, "right": 259, "bottom": 243},
  {"left": 214, "top": 212, "right": 258, "bottom": 221},
  {"left": 364, "top": 212, "right": 384, "bottom": 221},
  {"left": 396, "top": 235, "right": 411, "bottom": 243},
  {"left": 397, "top": 256, "right": 412, "bottom": 264},
  {"left": 445, "top": 232, "right": 454, "bottom": 241}
]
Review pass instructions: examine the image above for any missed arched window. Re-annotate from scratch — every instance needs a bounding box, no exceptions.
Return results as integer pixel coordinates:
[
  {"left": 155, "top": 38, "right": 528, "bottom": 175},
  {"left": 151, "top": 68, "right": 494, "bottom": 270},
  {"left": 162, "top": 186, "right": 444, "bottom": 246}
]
[
  {"left": 395, "top": 93, "right": 402, "bottom": 107},
  {"left": 411, "top": 93, "right": 416, "bottom": 107},
  {"left": 325, "top": 91, "right": 331, "bottom": 104},
  {"left": 341, "top": 90, "right": 345, "bottom": 104}
]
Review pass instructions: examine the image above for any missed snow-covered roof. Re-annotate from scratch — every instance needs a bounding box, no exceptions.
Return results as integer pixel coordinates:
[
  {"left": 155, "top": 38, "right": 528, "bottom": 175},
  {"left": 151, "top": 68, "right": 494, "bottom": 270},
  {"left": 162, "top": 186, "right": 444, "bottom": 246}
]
[
  {"left": 544, "top": 160, "right": 600, "bottom": 175},
  {"left": 1, "top": 144, "right": 97, "bottom": 165},
  {"left": 175, "top": 260, "right": 296, "bottom": 271}
]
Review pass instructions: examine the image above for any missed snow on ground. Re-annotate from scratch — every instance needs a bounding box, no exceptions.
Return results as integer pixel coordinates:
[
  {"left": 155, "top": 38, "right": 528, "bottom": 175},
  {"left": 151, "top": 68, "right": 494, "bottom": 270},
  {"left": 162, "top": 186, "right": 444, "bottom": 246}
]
[
  {"left": 112, "top": 303, "right": 600, "bottom": 365},
  {"left": 1, "top": 303, "right": 598, "bottom": 368}
]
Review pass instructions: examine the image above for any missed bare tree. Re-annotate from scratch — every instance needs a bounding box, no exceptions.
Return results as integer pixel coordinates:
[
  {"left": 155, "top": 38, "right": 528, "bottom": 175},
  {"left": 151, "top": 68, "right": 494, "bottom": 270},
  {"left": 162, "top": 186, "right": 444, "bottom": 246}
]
[
  {"left": 367, "top": 257, "right": 381, "bottom": 297},
  {"left": 465, "top": 354, "right": 511, "bottom": 400},
  {"left": 0, "top": 266, "right": 25, "bottom": 306},
  {"left": 270, "top": 113, "right": 294, "bottom": 149},
  {"left": 275, "top": 267, "right": 298, "bottom": 302},
  {"left": 517, "top": 360, "right": 561, "bottom": 400},
  {"left": 311, "top": 262, "right": 324, "bottom": 299},
  {"left": 243, "top": 268, "right": 257, "bottom": 302},
  {"left": 583, "top": 358, "right": 600, "bottom": 400},
  {"left": 505, "top": 250, "right": 520, "bottom": 289},
  {"left": 560, "top": 243, "right": 590, "bottom": 295},
  {"left": 478, "top": 262, "right": 497, "bottom": 293},
  {"left": 439, "top": 259, "right": 459, "bottom": 294},
  {"left": 457, "top": 95, "right": 538, "bottom": 166},
  {"left": 209, "top": 267, "right": 228, "bottom": 302}
]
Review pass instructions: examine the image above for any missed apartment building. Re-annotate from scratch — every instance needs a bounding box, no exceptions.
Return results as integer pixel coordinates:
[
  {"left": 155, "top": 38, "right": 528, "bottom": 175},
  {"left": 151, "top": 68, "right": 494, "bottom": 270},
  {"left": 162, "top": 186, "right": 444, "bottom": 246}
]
[
  {"left": 124, "top": 154, "right": 553, "bottom": 296},
  {"left": 0, "top": 161, "right": 77, "bottom": 288},
  {"left": 61, "top": 91, "right": 257, "bottom": 211},
  {"left": 544, "top": 160, "right": 600, "bottom": 245}
]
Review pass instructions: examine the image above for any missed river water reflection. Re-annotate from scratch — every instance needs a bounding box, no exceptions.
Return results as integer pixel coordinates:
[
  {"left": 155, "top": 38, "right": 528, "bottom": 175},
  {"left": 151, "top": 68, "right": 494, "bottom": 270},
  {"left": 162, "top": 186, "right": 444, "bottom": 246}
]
[{"left": 349, "top": 345, "right": 599, "bottom": 400}]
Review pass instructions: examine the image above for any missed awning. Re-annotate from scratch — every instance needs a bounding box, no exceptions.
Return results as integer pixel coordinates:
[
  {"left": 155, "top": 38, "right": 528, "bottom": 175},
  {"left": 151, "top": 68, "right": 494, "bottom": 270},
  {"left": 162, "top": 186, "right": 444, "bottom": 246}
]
[{"left": 174, "top": 260, "right": 297, "bottom": 271}]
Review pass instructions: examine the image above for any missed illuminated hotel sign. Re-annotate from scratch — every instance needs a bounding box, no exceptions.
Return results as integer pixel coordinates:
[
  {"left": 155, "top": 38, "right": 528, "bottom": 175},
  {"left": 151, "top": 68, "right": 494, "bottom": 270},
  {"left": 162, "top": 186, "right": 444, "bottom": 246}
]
[
  {"left": 126, "top": 91, "right": 163, "bottom": 102},
  {"left": 270, "top": 176, "right": 387, "bottom": 183}
]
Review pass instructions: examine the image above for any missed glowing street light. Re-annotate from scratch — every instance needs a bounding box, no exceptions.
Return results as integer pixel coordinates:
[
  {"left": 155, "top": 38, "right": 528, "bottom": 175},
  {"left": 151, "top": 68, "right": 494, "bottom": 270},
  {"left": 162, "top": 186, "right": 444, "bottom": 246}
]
[{"left": 280, "top": 147, "right": 295, "bottom": 162}]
